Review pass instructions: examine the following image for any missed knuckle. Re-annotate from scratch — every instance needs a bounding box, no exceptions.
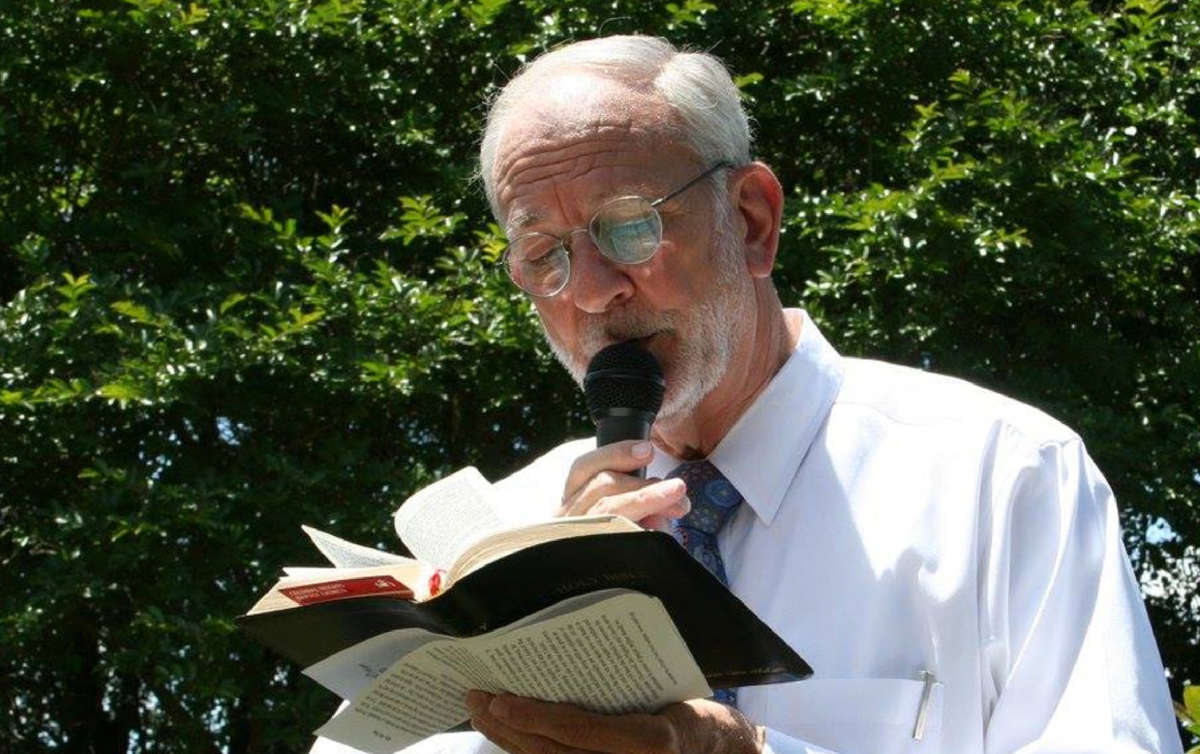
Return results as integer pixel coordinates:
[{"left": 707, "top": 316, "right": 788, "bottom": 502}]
[
  {"left": 579, "top": 476, "right": 607, "bottom": 503},
  {"left": 633, "top": 485, "right": 666, "bottom": 511},
  {"left": 645, "top": 720, "right": 678, "bottom": 753},
  {"left": 637, "top": 481, "right": 663, "bottom": 501},
  {"left": 586, "top": 471, "right": 624, "bottom": 498},
  {"left": 563, "top": 466, "right": 586, "bottom": 499},
  {"left": 595, "top": 469, "right": 620, "bottom": 487},
  {"left": 592, "top": 494, "right": 618, "bottom": 515},
  {"left": 575, "top": 717, "right": 609, "bottom": 746},
  {"left": 566, "top": 455, "right": 588, "bottom": 481}
]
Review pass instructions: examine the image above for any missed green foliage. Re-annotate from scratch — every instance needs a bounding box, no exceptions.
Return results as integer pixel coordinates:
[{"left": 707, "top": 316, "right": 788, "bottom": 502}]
[
  {"left": 1178, "top": 684, "right": 1200, "bottom": 753},
  {"left": 1, "top": 0, "right": 1197, "bottom": 750}
]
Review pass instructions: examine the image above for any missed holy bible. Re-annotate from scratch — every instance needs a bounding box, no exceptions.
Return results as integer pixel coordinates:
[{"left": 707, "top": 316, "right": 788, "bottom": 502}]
[{"left": 237, "top": 467, "right": 810, "bottom": 752}]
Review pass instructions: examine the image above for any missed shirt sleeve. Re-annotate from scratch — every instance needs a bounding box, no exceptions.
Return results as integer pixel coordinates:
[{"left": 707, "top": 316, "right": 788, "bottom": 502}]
[
  {"left": 309, "top": 730, "right": 506, "bottom": 753},
  {"left": 761, "top": 727, "right": 837, "bottom": 754},
  {"left": 978, "top": 433, "right": 1182, "bottom": 753}
]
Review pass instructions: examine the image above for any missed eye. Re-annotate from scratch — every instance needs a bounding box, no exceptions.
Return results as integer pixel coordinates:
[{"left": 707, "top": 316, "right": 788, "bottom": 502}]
[
  {"left": 525, "top": 249, "right": 559, "bottom": 269},
  {"left": 591, "top": 197, "right": 661, "bottom": 263},
  {"left": 604, "top": 217, "right": 660, "bottom": 262},
  {"left": 503, "top": 232, "right": 570, "bottom": 297},
  {"left": 608, "top": 217, "right": 658, "bottom": 244},
  {"left": 510, "top": 234, "right": 559, "bottom": 263}
]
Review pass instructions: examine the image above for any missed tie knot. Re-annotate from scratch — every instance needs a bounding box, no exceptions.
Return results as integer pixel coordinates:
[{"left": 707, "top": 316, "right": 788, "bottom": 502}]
[{"left": 668, "top": 459, "right": 744, "bottom": 535}]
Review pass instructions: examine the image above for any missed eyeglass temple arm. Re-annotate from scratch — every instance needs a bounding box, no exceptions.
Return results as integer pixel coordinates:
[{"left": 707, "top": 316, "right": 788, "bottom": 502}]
[{"left": 651, "top": 161, "right": 734, "bottom": 207}]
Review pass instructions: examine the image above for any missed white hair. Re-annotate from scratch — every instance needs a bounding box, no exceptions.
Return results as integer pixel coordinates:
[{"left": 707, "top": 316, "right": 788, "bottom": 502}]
[{"left": 479, "top": 35, "right": 753, "bottom": 218}]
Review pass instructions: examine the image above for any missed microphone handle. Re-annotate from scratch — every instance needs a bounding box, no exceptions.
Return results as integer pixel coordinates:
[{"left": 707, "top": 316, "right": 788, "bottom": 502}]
[{"left": 595, "top": 409, "right": 656, "bottom": 479}]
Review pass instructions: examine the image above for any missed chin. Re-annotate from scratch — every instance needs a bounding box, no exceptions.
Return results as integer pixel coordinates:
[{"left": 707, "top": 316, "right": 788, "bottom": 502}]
[
  {"left": 656, "top": 372, "right": 711, "bottom": 423},
  {"left": 543, "top": 336, "right": 588, "bottom": 386}
]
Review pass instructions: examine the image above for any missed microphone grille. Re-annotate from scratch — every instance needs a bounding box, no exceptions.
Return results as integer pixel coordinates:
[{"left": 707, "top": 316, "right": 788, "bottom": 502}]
[{"left": 583, "top": 341, "right": 665, "bottom": 420}]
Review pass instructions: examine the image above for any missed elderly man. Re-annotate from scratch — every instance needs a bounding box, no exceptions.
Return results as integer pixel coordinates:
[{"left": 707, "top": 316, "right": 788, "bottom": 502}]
[{"left": 317, "top": 34, "right": 1183, "bottom": 754}]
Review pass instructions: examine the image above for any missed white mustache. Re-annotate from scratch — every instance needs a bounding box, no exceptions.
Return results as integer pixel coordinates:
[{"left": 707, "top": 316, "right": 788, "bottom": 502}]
[{"left": 577, "top": 310, "right": 678, "bottom": 359}]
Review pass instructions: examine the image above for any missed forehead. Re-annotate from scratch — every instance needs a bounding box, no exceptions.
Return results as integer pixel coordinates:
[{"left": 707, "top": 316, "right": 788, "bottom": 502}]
[{"left": 492, "top": 73, "right": 695, "bottom": 226}]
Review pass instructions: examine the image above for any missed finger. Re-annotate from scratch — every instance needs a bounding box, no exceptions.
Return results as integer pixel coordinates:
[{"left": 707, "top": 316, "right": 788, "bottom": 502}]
[
  {"left": 468, "top": 691, "right": 534, "bottom": 754},
  {"left": 638, "top": 513, "right": 674, "bottom": 533},
  {"left": 559, "top": 469, "right": 691, "bottom": 518},
  {"left": 563, "top": 440, "right": 655, "bottom": 499},
  {"left": 470, "top": 710, "right": 537, "bottom": 754},
  {"left": 575, "top": 477, "right": 689, "bottom": 522},
  {"left": 660, "top": 699, "right": 764, "bottom": 753},
  {"left": 486, "top": 694, "right": 677, "bottom": 754},
  {"left": 471, "top": 709, "right": 591, "bottom": 754},
  {"left": 557, "top": 470, "right": 649, "bottom": 517},
  {"left": 470, "top": 712, "right": 537, "bottom": 754}
]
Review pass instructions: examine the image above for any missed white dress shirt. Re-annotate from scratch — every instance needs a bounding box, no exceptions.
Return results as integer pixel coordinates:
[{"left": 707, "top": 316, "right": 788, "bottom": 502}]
[{"left": 315, "top": 310, "right": 1181, "bottom": 754}]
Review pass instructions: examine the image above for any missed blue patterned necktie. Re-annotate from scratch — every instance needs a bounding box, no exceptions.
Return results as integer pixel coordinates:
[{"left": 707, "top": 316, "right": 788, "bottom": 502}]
[{"left": 668, "top": 459, "right": 744, "bottom": 706}]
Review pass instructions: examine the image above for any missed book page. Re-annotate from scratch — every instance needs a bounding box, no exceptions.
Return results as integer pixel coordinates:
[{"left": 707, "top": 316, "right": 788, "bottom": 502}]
[
  {"left": 392, "top": 467, "right": 505, "bottom": 571},
  {"left": 314, "top": 592, "right": 711, "bottom": 753},
  {"left": 302, "top": 525, "right": 413, "bottom": 569},
  {"left": 281, "top": 566, "right": 345, "bottom": 578},
  {"left": 303, "top": 590, "right": 631, "bottom": 700},
  {"left": 446, "top": 514, "right": 642, "bottom": 584},
  {"left": 304, "top": 626, "right": 442, "bottom": 700}
]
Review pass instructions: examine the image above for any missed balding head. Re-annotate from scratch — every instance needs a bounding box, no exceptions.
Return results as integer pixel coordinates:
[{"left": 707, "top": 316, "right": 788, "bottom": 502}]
[
  {"left": 479, "top": 36, "right": 787, "bottom": 449},
  {"left": 479, "top": 35, "right": 752, "bottom": 219}
]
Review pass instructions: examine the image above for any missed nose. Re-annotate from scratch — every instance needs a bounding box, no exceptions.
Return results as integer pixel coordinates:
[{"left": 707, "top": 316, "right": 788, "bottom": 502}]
[{"left": 565, "top": 231, "right": 635, "bottom": 313}]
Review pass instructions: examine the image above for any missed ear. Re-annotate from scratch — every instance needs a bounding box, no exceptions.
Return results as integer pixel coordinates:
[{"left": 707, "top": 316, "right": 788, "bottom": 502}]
[{"left": 730, "top": 162, "right": 784, "bottom": 278}]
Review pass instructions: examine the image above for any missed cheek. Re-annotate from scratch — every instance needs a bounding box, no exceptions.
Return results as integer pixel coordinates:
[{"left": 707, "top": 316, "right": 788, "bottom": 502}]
[
  {"left": 533, "top": 299, "right": 579, "bottom": 344},
  {"left": 631, "top": 240, "right": 706, "bottom": 302}
]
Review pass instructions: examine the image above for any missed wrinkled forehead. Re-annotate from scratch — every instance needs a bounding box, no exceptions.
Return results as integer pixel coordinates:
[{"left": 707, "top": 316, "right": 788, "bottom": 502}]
[{"left": 491, "top": 72, "right": 688, "bottom": 219}]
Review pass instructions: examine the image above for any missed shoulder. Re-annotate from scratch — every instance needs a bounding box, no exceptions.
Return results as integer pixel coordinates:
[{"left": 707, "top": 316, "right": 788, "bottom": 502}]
[
  {"left": 490, "top": 437, "right": 596, "bottom": 522},
  {"left": 837, "top": 360, "right": 1116, "bottom": 562},
  {"left": 836, "top": 357, "right": 1081, "bottom": 448}
]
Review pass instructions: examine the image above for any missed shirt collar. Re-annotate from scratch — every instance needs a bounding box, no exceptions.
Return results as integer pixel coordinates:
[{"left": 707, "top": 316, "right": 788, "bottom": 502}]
[{"left": 648, "top": 309, "right": 845, "bottom": 525}]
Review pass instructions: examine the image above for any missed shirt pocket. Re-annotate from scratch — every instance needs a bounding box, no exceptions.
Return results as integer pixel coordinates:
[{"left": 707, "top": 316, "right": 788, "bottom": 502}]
[{"left": 766, "top": 677, "right": 944, "bottom": 754}]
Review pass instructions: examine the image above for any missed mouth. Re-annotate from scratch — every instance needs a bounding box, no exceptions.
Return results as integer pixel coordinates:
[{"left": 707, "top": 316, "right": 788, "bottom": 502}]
[
  {"left": 580, "top": 332, "right": 663, "bottom": 371},
  {"left": 604, "top": 330, "right": 662, "bottom": 352}
]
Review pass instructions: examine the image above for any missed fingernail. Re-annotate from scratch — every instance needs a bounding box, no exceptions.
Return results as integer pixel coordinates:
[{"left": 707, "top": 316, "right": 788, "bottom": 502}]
[
  {"left": 465, "top": 691, "right": 491, "bottom": 715},
  {"left": 489, "top": 695, "right": 511, "bottom": 720},
  {"left": 632, "top": 441, "right": 653, "bottom": 458}
]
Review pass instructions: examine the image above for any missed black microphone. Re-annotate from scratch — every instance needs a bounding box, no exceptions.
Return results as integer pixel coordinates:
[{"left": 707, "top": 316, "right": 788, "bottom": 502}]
[{"left": 584, "top": 341, "right": 665, "bottom": 477}]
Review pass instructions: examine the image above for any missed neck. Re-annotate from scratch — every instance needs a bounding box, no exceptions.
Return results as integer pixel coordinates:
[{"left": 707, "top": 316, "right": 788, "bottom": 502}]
[{"left": 652, "top": 287, "right": 800, "bottom": 459}]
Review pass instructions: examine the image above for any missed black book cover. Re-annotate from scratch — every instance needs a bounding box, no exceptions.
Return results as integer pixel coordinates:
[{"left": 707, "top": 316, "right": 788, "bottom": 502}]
[{"left": 237, "top": 530, "right": 812, "bottom": 689}]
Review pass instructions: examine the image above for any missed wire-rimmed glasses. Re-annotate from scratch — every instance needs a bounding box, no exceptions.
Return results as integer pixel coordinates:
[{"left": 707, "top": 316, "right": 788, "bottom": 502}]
[{"left": 501, "top": 161, "right": 732, "bottom": 297}]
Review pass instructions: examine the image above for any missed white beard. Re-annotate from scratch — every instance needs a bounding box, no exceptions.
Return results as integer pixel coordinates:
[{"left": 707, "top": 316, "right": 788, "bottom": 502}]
[{"left": 542, "top": 229, "right": 752, "bottom": 424}]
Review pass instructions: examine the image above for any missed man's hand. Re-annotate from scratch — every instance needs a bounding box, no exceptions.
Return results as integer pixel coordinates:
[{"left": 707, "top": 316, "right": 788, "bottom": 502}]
[
  {"left": 556, "top": 440, "right": 689, "bottom": 531},
  {"left": 465, "top": 692, "right": 765, "bottom": 754}
]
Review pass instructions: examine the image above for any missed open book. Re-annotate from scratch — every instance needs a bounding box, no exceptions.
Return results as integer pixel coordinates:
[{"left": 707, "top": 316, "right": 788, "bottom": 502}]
[
  {"left": 237, "top": 467, "right": 811, "bottom": 751},
  {"left": 244, "top": 468, "right": 643, "bottom": 614}
]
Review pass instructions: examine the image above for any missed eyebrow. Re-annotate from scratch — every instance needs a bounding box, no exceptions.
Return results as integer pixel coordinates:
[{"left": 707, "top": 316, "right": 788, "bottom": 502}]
[
  {"left": 508, "top": 210, "right": 544, "bottom": 233},
  {"left": 505, "top": 181, "right": 665, "bottom": 235}
]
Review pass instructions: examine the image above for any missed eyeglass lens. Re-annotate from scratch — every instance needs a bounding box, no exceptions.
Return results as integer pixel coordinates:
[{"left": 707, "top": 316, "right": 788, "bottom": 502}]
[
  {"left": 507, "top": 197, "right": 662, "bottom": 296},
  {"left": 502, "top": 161, "right": 730, "bottom": 297},
  {"left": 590, "top": 197, "right": 662, "bottom": 263},
  {"left": 506, "top": 234, "right": 570, "bottom": 296}
]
